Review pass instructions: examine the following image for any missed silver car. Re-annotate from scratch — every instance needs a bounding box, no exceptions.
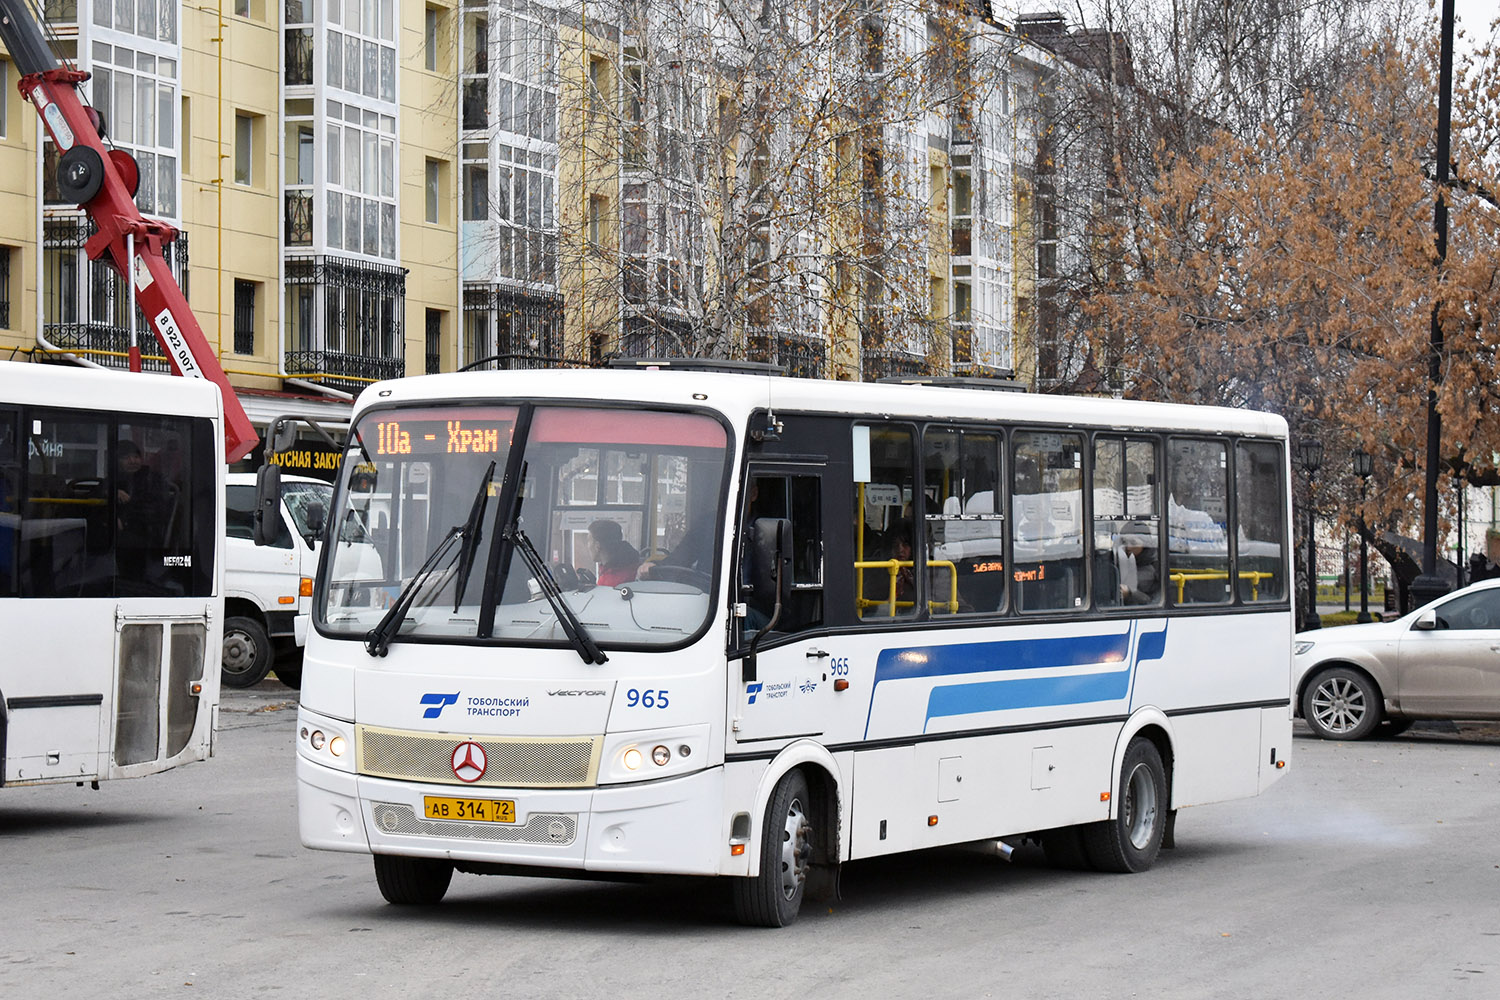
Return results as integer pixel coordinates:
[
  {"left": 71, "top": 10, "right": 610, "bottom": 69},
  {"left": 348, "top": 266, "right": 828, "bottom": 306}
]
[{"left": 1292, "top": 578, "right": 1500, "bottom": 739}]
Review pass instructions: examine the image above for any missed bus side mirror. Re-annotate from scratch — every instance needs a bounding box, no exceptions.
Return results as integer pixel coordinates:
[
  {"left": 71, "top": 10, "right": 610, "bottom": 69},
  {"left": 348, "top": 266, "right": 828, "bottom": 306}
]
[
  {"left": 252, "top": 463, "right": 282, "bottom": 547},
  {"left": 269, "top": 417, "right": 299, "bottom": 454}
]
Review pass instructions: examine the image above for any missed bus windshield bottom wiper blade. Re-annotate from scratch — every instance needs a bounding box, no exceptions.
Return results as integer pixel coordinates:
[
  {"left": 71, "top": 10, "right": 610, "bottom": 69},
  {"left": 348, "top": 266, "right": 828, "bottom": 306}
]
[
  {"left": 364, "top": 525, "right": 461, "bottom": 657},
  {"left": 365, "top": 464, "right": 496, "bottom": 657},
  {"left": 508, "top": 527, "right": 608, "bottom": 665}
]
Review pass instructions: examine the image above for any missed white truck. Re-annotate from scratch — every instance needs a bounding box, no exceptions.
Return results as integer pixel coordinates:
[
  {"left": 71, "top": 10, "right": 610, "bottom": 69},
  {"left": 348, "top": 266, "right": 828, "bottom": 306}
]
[{"left": 223, "top": 472, "right": 331, "bottom": 689}]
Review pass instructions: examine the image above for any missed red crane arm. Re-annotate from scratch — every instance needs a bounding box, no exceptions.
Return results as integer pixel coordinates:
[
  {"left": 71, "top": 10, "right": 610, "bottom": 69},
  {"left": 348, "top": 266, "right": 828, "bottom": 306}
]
[{"left": 3, "top": 1, "right": 259, "bottom": 463}]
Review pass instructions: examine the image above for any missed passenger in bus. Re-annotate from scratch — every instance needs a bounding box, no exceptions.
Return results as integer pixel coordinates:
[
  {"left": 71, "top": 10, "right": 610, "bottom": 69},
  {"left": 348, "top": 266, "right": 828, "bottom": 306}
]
[
  {"left": 642, "top": 511, "right": 713, "bottom": 581},
  {"left": 115, "top": 441, "right": 171, "bottom": 581},
  {"left": 1117, "top": 532, "right": 1161, "bottom": 605},
  {"left": 888, "top": 518, "right": 917, "bottom": 609},
  {"left": 589, "top": 519, "right": 640, "bottom": 587}
]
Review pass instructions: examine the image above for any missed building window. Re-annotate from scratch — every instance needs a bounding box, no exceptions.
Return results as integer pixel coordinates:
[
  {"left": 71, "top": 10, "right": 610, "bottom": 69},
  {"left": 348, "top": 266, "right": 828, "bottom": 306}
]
[
  {"left": 588, "top": 194, "right": 606, "bottom": 246},
  {"left": 425, "top": 308, "right": 442, "bottom": 373},
  {"left": 1, "top": 246, "right": 13, "bottom": 329},
  {"left": 425, "top": 6, "right": 439, "bottom": 72},
  {"left": 426, "top": 158, "right": 441, "bottom": 223},
  {"left": 234, "top": 112, "right": 255, "bottom": 185},
  {"left": 233, "top": 280, "right": 258, "bottom": 355}
]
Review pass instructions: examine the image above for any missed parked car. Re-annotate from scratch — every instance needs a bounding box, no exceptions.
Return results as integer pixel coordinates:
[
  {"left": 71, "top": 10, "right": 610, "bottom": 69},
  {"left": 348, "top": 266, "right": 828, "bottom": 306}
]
[
  {"left": 223, "top": 472, "right": 331, "bottom": 689},
  {"left": 1292, "top": 578, "right": 1500, "bottom": 739}
]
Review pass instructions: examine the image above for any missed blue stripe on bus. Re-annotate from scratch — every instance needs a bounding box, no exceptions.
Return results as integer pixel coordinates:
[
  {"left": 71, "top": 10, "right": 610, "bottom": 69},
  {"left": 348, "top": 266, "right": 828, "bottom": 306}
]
[
  {"left": 925, "top": 667, "right": 1133, "bottom": 725},
  {"left": 863, "top": 621, "right": 1171, "bottom": 738}
]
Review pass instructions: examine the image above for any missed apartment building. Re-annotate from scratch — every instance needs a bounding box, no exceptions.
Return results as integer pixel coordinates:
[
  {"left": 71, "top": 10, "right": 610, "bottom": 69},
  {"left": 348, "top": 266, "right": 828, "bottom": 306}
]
[{"left": 2, "top": 1, "right": 1083, "bottom": 458}]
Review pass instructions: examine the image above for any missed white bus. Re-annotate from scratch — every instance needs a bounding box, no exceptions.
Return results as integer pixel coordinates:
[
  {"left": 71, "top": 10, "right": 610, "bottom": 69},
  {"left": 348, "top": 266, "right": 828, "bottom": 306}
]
[
  {"left": 1, "top": 362, "right": 224, "bottom": 788},
  {"left": 295, "top": 367, "right": 1292, "bottom": 925}
]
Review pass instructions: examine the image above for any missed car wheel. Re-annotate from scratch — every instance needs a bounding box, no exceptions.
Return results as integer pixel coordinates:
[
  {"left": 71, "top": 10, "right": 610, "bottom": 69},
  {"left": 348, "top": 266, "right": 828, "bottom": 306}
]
[
  {"left": 732, "top": 769, "right": 814, "bottom": 927},
  {"left": 373, "top": 855, "right": 453, "bottom": 905},
  {"left": 1302, "top": 666, "right": 1382, "bottom": 740},
  {"left": 1082, "top": 738, "right": 1168, "bottom": 873},
  {"left": 221, "top": 615, "right": 273, "bottom": 688}
]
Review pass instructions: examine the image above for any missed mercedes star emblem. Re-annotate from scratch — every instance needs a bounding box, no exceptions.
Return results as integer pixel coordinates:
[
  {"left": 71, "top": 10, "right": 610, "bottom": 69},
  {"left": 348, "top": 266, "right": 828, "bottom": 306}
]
[{"left": 450, "top": 741, "right": 487, "bottom": 783}]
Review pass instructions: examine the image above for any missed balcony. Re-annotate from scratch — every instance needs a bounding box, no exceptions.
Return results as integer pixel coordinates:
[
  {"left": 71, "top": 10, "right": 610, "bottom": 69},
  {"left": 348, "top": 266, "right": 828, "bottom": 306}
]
[{"left": 284, "top": 350, "right": 404, "bottom": 391}]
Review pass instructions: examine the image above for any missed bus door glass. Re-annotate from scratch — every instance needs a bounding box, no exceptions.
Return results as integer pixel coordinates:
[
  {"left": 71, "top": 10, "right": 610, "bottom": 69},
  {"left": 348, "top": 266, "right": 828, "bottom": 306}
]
[{"left": 734, "top": 465, "right": 828, "bottom": 741}]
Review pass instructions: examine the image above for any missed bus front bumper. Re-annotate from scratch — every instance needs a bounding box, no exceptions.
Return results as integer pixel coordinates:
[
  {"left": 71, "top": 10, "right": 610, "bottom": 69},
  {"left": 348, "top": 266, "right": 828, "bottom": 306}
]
[{"left": 297, "top": 755, "right": 727, "bottom": 876}]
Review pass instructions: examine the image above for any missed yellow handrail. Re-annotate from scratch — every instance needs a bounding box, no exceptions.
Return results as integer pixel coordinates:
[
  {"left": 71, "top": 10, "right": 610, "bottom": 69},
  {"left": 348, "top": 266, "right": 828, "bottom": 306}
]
[
  {"left": 855, "top": 558, "right": 959, "bottom": 617},
  {"left": 1169, "top": 570, "right": 1274, "bottom": 602}
]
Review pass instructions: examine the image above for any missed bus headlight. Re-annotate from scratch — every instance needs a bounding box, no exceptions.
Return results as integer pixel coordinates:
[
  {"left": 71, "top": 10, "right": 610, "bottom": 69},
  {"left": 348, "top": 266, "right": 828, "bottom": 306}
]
[
  {"left": 296, "top": 708, "right": 355, "bottom": 773},
  {"left": 599, "top": 725, "right": 710, "bottom": 784}
]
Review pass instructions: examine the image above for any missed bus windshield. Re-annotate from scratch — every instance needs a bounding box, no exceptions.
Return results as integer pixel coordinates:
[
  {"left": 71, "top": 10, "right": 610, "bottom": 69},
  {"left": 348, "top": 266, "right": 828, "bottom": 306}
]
[{"left": 318, "top": 403, "right": 729, "bottom": 650}]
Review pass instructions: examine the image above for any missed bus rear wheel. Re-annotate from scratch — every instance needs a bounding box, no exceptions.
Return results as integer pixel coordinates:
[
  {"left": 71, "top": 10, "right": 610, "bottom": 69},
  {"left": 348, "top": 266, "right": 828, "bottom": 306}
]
[
  {"left": 1083, "top": 737, "right": 1167, "bottom": 873},
  {"left": 373, "top": 855, "right": 453, "bottom": 905},
  {"left": 733, "top": 769, "right": 813, "bottom": 927}
]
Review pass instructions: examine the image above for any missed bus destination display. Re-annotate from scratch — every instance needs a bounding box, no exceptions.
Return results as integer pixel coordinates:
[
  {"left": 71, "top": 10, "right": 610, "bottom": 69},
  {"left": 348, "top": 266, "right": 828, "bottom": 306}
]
[{"left": 375, "top": 416, "right": 512, "bottom": 456}]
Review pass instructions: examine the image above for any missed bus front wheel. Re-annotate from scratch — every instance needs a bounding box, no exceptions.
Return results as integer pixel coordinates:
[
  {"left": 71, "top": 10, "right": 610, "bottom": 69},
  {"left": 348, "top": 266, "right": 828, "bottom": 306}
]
[
  {"left": 373, "top": 855, "right": 453, "bottom": 905},
  {"left": 733, "top": 769, "right": 814, "bottom": 927},
  {"left": 1083, "top": 738, "right": 1167, "bottom": 873}
]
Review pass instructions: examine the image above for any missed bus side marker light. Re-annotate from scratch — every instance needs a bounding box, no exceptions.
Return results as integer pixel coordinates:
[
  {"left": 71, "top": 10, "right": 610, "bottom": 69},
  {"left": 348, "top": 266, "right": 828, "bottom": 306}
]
[
  {"left": 1100, "top": 792, "right": 1111, "bottom": 802},
  {"left": 190, "top": 682, "right": 202, "bottom": 695},
  {"left": 1276, "top": 760, "right": 1286, "bottom": 769},
  {"left": 300, "top": 577, "right": 314, "bottom": 597},
  {"left": 730, "top": 843, "right": 745, "bottom": 856},
  {"left": 278, "top": 596, "right": 296, "bottom": 605},
  {"left": 833, "top": 679, "right": 849, "bottom": 692},
  {"left": 928, "top": 815, "right": 939, "bottom": 827}
]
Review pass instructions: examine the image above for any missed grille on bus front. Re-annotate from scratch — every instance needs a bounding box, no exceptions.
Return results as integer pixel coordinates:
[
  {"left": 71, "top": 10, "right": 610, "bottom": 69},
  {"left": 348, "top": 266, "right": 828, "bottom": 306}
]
[{"left": 355, "top": 725, "right": 601, "bottom": 788}]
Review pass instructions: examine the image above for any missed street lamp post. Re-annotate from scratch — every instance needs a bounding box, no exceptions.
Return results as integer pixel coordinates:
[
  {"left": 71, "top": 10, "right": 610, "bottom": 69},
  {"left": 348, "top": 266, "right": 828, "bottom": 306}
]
[
  {"left": 1298, "top": 438, "right": 1324, "bottom": 630},
  {"left": 1414, "top": 0, "right": 1457, "bottom": 610},
  {"left": 1354, "top": 448, "right": 1373, "bottom": 623}
]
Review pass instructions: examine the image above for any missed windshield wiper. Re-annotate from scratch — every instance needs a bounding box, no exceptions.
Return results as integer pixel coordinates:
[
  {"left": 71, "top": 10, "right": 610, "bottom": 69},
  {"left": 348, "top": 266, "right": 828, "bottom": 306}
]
[
  {"left": 508, "top": 526, "right": 608, "bottom": 665},
  {"left": 364, "top": 464, "right": 495, "bottom": 658},
  {"left": 452, "top": 461, "right": 495, "bottom": 611}
]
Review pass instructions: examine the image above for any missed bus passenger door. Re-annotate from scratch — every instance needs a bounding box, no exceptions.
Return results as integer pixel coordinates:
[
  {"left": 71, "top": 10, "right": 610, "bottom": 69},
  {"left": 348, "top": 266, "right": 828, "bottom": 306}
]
[{"left": 732, "top": 468, "right": 831, "bottom": 742}]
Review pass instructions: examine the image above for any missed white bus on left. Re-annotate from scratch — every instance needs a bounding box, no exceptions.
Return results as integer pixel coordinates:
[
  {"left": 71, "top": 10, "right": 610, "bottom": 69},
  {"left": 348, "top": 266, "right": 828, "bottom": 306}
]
[{"left": 1, "top": 362, "right": 224, "bottom": 788}]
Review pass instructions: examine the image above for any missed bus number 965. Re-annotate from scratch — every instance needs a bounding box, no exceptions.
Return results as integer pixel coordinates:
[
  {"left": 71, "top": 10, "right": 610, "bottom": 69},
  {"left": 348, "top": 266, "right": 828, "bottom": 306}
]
[{"left": 626, "top": 688, "right": 670, "bottom": 708}]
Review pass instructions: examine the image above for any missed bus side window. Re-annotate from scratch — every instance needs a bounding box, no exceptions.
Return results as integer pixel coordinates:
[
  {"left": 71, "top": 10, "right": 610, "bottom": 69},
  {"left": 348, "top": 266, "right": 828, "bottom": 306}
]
[
  {"left": 855, "top": 424, "right": 919, "bottom": 619},
  {"left": 1093, "top": 437, "right": 1162, "bottom": 609},
  {"left": 923, "top": 426, "right": 1003, "bottom": 615},
  {"left": 1235, "top": 441, "right": 1287, "bottom": 602},
  {"left": 1167, "top": 438, "right": 1231, "bottom": 605},
  {"left": 0, "top": 407, "right": 18, "bottom": 598},
  {"left": 1012, "top": 430, "right": 1085, "bottom": 612}
]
